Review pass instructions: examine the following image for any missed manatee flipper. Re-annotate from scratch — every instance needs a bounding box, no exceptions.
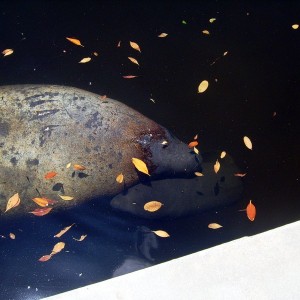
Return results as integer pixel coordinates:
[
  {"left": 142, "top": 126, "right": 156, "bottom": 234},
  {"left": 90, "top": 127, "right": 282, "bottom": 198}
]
[{"left": 110, "top": 152, "right": 243, "bottom": 218}]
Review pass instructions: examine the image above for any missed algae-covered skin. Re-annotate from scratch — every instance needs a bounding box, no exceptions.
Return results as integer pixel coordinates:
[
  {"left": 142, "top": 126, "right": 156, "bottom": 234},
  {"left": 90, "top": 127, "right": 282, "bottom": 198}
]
[{"left": 0, "top": 85, "right": 200, "bottom": 215}]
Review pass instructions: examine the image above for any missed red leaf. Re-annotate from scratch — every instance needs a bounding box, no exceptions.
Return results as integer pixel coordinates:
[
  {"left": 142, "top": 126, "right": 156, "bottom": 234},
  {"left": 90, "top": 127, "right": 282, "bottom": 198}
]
[
  {"left": 29, "top": 207, "right": 52, "bottom": 216},
  {"left": 246, "top": 200, "right": 256, "bottom": 221},
  {"left": 38, "top": 254, "right": 52, "bottom": 262},
  {"left": 44, "top": 171, "right": 57, "bottom": 179}
]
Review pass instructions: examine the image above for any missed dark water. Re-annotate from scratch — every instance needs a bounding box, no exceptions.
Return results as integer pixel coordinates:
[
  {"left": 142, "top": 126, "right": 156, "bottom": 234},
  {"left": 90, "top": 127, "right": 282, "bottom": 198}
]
[{"left": 0, "top": 1, "right": 299, "bottom": 299}]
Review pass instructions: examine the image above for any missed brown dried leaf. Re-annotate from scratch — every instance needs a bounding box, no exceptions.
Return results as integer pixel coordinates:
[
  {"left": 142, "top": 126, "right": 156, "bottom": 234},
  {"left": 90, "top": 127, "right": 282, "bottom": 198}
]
[
  {"left": 54, "top": 223, "right": 75, "bottom": 238},
  {"left": 73, "top": 234, "right": 87, "bottom": 242},
  {"left": 208, "top": 223, "right": 223, "bottom": 229},
  {"left": 129, "top": 41, "right": 141, "bottom": 52},
  {"left": 5, "top": 193, "right": 20, "bottom": 213},
  {"left": 128, "top": 57, "right": 139, "bottom": 66},
  {"left": 66, "top": 37, "right": 84, "bottom": 47},
  {"left": 144, "top": 201, "right": 163, "bottom": 212},
  {"left": 152, "top": 230, "right": 170, "bottom": 238},
  {"left": 132, "top": 158, "right": 150, "bottom": 176},
  {"left": 214, "top": 159, "right": 220, "bottom": 173},
  {"left": 243, "top": 136, "right": 253, "bottom": 150},
  {"left": 51, "top": 242, "right": 65, "bottom": 255},
  {"left": 29, "top": 207, "right": 52, "bottom": 216}
]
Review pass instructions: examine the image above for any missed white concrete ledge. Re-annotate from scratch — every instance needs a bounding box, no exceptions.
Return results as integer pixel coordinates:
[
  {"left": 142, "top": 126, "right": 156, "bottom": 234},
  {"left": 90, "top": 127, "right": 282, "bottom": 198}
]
[{"left": 45, "top": 221, "right": 300, "bottom": 300}]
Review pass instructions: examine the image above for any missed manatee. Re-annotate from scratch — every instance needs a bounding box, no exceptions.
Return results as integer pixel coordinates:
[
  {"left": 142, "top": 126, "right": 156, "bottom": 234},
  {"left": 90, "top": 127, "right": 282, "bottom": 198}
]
[
  {"left": 111, "top": 152, "right": 243, "bottom": 218},
  {"left": 0, "top": 85, "right": 200, "bottom": 216}
]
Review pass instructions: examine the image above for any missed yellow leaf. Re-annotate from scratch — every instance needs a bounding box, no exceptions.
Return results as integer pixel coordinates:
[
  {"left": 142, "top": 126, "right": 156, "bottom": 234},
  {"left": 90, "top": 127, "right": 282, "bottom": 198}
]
[
  {"left": 292, "top": 24, "right": 299, "bottom": 29},
  {"left": 79, "top": 57, "right": 91, "bottom": 63},
  {"left": 129, "top": 41, "right": 141, "bottom": 52},
  {"left": 66, "top": 162, "right": 71, "bottom": 168},
  {"left": 73, "top": 234, "right": 87, "bottom": 242},
  {"left": 128, "top": 57, "right": 139, "bottom": 66},
  {"left": 66, "top": 37, "right": 84, "bottom": 47},
  {"left": 152, "top": 230, "right": 170, "bottom": 238},
  {"left": 220, "top": 151, "right": 226, "bottom": 158},
  {"left": 202, "top": 30, "right": 210, "bottom": 35},
  {"left": 158, "top": 33, "right": 168, "bottom": 37},
  {"left": 2, "top": 49, "right": 14, "bottom": 56},
  {"left": 51, "top": 242, "right": 65, "bottom": 255},
  {"left": 198, "top": 80, "right": 209, "bottom": 93},
  {"left": 116, "top": 173, "right": 124, "bottom": 183},
  {"left": 9, "top": 233, "right": 16, "bottom": 239},
  {"left": 5, "top": 193, "right": 20, "bottom": 213},
  {"left": 214, "top": 159, "right": 220, "bottom": 173},
  {"left": 58, "top": 195, "right": 74, "bottom": 201},
  {"left": 208, "top": 223, "right": 223, "bottom": 229},
  {"left": 194, "top": 147, "right": 199, "bottom": 155},
  {"left": 194, "top": 172, "right": 204, "bottom": 177},
  {"left": 243, "top": 136, "right": 253, "bottom": 150},
  {"left": 132, "top": 158, "right": 150, "bottom": 176},
  {"left": 209, "top": 18, "right": 216, "bottom": 23},
  {"left": 54, "top": 223, "right": 75, "bottom": 238},
  {"left": 144, "top": 201, "right": 163, "bottom": 212}
]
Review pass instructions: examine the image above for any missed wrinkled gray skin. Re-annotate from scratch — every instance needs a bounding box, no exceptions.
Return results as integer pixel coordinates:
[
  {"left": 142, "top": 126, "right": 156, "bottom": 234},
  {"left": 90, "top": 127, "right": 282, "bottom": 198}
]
[
  {"left": 111, "top": 152, "right": 243, "bottom": 218},
  {"left": 0, "top": 85, "right": 200, "bottom": 215}
]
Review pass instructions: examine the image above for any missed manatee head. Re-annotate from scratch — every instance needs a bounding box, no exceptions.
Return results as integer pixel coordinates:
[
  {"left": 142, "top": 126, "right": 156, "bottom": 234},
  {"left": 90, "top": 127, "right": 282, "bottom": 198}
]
[{"left": 136, "top": 126, "right": 202, "bottom": 179}]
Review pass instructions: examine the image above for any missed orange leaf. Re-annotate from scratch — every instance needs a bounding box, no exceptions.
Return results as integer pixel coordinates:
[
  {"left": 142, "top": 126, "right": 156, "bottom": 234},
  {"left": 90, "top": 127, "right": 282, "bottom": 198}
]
[
  {"left": 144, "top": 201, "right": 163, "bottom": 212},
  {"left": 32, "top": 197, "right": 56, "bottom": 207},
  {"left": 44, "top": 171, "right": 57, "bottom": 179},
  {"left": 129, "top": 41, "right": 141, "bottom": 52},
  {"left": 208, "top": 223, "right": 223, "bottom": 229},
  {"left": 152, "top": 230, "right": 170, "bottom": 237},
  {"left": 116, "top": 173, "right": 124, "bottom": 183},
  {"left": 51, "top": 242, "right": 65, "bottom": 255},
  {"left": 66, "top": 37, "right": 84, "bottom": 47},
  {"left": 128, "top": 57, "right": 139, "bottom": 66},
  {"left": 39, "top": 254, "right": 52, "bottom": 262},
  {"left": 73, "top": 164, "right": 86, "bottom": 171},
  {"left": 5, "top": 193, "right": 20, "bottom": 213},
  {"left": 29, "top": 207, "right": 52, "bottom": 216},
  {"left": 188, "top": 141, "right": 198, "bottom": 148},
  {"left": 214, "top": 159, "right": 220, "bottom": 173},
  {"left": 246, "top": 200, "right": 256, "bottom": 221},
  {"left": 2, "top": 49, "right": 14, "bottom": 56}
]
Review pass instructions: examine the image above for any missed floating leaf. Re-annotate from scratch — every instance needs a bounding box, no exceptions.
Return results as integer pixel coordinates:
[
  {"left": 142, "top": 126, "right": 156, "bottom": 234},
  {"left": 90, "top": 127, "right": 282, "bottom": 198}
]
[
  {"left": 116, "top": 173, "right": 124, "bottom": 183},
  {"left": 39, "top": 254, "right": 52, "bottom": 262},
  {"left": 117, "top": 40, "right": 121, "bottom": 47},
  {"left": 129, "top": 41, "right": 141, "bottom": 52},
  {"left": 93, "top": 52, "right": 99, "bottom": 56},
  {"left": 209, "top": 18, "right": 216, "bottom": 23},
  {"left": 73, "top": 234, "right": 87, "bottom": 242},
  {"left": 66, "top": 162, "right": 71, "bottom": 169},
  {"left": 194, "top": 147, "right": 199, "bottom": 155},
  {"left": 194, "top": 172, "right": 204, "bottom": 177},
  {"left": 182, "top": 20, "right": 187, "bottom": 24},
  {"left": 220, "top": 151, "right": 226, "bottom": 159},
  {"left": 54, "top": 223, "right": 75, "bottom": 238},
  {"left": 243, "top": 136, "right": 253, "bottom": 150},
  {"left": 214, "top": 159, "right": 220, "bottom": 173},
  {"left": 161, "top": 140, "right": 168, "bottom": 145},
  {"left": 292, "top": 24, "right": 299, "bottom": 29},
  {"left": 150, "top": 98, "right": 156, "bottom": 103},
  {"left": 128, "top": 57, "right": 139, "bottom": 66},
  {"left": 5, "top": 193, "right": 20, "bottom": 213},
  {"left": 51, "top": 242, "right": 65, "bottom": 255},
  {"left": 66, "top": 37, "right": 84, "bottom": 47},
  {"left": 194, "top": 134, "right": 198, "bottom": 140},
  {"left": 44, "top": 171, "right": 57, "bottom": 179},
  {"left": 158, "top": 33, "right": 168, "bottom": 37},
  {"left": 246, "top": 200, "right": 256, "bottom": 221},
  {"left": 234, "top": 173, "right": 247, "bottom": 177},
  {"left": 202, "top": 30, "right": 210, "bottom": 35},
  {"left": 188, "top": 141, "right": 198, "bottom": 148},
  {"left": 73, "top": 164, "right": 86, "bottom": 171},
  {"left": 123, "top": 75, "right": 138, "bottom": 79},
  {"left": 2, "top": 49, "right": 14, "bottom": 56},
  {"left": 152, "top": 230, "right": 170, "bottom": 238},
  {"left": 79, "top": 57, "right": 91, "bottom": 63},
  {"left": 198, "top": 80, "right": 209, "bottom": 93},
  {"left": 32, "top": 197, "right": 52, "bottom": 207},
  {"left": 29, "top": 207, "right": 52, "bottom": 216},
  {"left": 144, "top": 201, "right": 163, "bottom": 212},
  {"left": 223, "top": 51, "right": 228, "bottom": 56},
  {"left": 9, "top": 233, "right": 16, "bottom": 239},
  {"left": 208, "top": 223, "right": 223, "bottom": 229},
  {"left": 58, "top": 195, "right": 74, "bottom": 201},
  {"left": 132, "top": 158, "right": 150, "bottom": 176}
]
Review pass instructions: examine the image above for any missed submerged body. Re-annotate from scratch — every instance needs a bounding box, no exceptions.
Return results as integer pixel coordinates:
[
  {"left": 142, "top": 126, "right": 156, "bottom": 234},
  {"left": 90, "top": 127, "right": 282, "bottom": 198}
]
[{"left": 0, "top": 85, "right": 200, "bottom": 215}]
